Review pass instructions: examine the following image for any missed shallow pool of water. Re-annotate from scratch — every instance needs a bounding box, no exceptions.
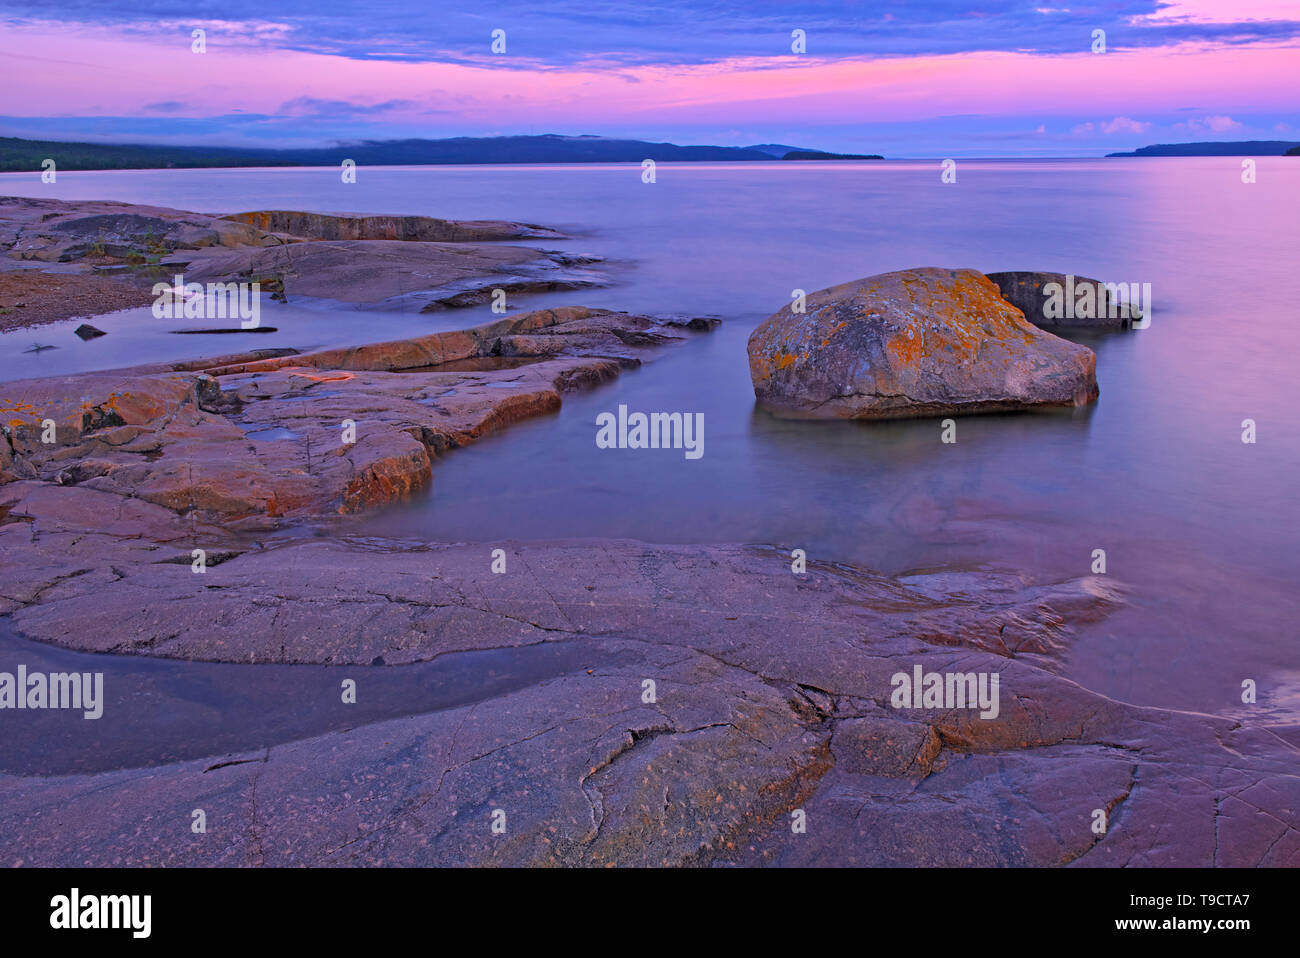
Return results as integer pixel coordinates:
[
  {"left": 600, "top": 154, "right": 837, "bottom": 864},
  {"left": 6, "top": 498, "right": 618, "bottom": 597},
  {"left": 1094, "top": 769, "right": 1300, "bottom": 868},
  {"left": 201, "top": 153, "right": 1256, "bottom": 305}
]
[{"left": 0, "top": 624, "right": 629, "bottom": 776}]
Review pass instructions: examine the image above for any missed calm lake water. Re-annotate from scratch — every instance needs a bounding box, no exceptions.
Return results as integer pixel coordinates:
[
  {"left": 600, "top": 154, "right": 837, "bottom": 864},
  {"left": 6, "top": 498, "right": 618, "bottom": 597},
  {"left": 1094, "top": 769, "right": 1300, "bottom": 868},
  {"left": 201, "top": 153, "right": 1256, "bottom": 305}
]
[{"left": 2, "top": 160, "right": 1297, "bottom": 715}]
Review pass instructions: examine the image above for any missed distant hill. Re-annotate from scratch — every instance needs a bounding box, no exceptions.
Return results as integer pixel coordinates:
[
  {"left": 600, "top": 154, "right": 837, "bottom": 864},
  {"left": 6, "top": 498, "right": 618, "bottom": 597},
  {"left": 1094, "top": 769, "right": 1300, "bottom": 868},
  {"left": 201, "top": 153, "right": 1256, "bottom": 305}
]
[
  {"left": 781, "top": 150, "right": 883, "bottom": 160},
  {"left": 0, "top": 133, "right": 885, "bottom": 172},
  {"left": 1287, "top": 145, "right": 1300, "bottom": 156},
  {"left": 746, "top": 143, "right": 808, "bottom": 157},
  {"left": 1107, "top": 140, "right": 1300, "bottom": 157},
  {"left": 736, "top": 144, "right": 883, "bottom": 160},
  {"left": 0, "top": 136, "right": 295, "bottom": 172},
  {"left": 317, "top": 135, "right": 778, "bottom": 164}
]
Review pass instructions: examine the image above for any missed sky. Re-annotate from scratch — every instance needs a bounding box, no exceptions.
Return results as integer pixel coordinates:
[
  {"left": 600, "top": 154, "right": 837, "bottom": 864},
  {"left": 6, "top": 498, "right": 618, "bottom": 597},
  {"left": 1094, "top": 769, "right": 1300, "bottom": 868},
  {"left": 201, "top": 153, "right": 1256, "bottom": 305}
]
[{"left": 1, "top": 0, "right": 1297, "bottom": 156}]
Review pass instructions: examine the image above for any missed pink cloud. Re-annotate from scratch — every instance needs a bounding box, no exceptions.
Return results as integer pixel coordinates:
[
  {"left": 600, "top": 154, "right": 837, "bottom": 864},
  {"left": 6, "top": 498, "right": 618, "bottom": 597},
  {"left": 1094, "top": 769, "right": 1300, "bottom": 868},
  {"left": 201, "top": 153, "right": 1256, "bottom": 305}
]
[
  {"left": 1132, "top": 0, "right": 1299, "bottom": 24},
  {"left": 1101, "top": 116, "right": 1152, "bottom": 134},
  {"left": 0, "top": 20, "right": 1295, "bottom": 131},
  {"left": 1173, "top": 114, "right": 1245, "bottom": 134}
]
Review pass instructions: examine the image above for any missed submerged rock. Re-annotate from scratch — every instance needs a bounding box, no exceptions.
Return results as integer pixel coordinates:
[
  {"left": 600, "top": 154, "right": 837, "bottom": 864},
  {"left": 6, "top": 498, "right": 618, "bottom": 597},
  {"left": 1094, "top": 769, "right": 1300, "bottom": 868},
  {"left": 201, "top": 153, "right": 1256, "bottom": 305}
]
[{"left": 747, "top": 267, "right": 1099, "bottom": 419}]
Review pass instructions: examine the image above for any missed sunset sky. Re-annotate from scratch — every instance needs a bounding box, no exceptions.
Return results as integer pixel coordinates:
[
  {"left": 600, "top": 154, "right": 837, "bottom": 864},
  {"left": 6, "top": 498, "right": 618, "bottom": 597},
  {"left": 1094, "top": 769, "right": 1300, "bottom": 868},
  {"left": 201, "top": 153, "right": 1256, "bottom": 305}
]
[{"left": 2, "top": 0, "right": 1297, "bottom": 156}]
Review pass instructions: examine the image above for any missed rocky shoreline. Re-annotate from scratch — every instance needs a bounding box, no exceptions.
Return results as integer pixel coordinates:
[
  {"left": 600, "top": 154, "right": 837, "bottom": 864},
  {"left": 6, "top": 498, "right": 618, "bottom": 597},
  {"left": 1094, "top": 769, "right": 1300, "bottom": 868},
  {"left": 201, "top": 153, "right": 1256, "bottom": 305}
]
[
  {"left": 1, "top": 198, "right": 1296, "bottom": 868},
  {"left": 0, "top": 195, "right": 604, "bottom": 328},
  {"left": 1, "top": 306, "right": 714, "bottom": 521}
]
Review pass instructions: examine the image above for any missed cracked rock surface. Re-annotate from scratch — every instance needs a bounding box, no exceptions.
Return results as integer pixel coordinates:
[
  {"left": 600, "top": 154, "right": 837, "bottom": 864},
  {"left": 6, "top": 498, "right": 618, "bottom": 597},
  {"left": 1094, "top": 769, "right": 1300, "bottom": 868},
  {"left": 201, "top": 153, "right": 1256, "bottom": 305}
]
[{"left": 0, "top": 525, "right": 1295, "bottom": 866}]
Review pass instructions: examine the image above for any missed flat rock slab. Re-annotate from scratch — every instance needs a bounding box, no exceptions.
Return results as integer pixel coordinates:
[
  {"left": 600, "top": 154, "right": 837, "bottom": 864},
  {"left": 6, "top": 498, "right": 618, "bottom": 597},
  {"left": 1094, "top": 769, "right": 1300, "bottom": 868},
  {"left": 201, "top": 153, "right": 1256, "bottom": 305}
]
[
  {"left": 748, "top": 267, "right": 1099, "bottom": 420},
  {"left": 0, "top": 530, "right": 1294, "bottom": 867},
  {"left": 172, "top": 238, "right": 600, "bottom": 309}
]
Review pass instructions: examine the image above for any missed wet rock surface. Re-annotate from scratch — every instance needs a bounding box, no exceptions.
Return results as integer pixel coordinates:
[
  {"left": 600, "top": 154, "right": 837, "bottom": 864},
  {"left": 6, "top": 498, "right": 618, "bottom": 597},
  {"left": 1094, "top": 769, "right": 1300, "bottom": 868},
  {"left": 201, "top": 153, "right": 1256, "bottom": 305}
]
[{"left": 748, "top": 267, "right": 1099, "bottom": 419}]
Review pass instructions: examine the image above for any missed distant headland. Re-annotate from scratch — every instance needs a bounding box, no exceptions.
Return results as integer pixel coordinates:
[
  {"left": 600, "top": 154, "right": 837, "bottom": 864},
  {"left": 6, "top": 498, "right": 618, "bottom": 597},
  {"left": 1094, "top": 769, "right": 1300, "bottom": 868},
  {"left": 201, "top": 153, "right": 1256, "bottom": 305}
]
[
  {"left": 0, "top": 134, "right": 883, "bottom": 172},
  {"left": 1106, "top": 140, "right": 1300, "bottom": 157}
]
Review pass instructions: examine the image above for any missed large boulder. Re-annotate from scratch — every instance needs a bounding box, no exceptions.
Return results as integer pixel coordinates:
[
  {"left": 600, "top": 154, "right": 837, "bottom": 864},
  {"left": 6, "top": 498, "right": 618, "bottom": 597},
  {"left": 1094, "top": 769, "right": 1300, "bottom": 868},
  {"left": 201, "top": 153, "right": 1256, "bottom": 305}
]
[
  {"left": 984, "top": 271, "right": 1139, "bottom": 329},
  {"left": 747, "top": 267, "right": 1099, "bottom": 420}
]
